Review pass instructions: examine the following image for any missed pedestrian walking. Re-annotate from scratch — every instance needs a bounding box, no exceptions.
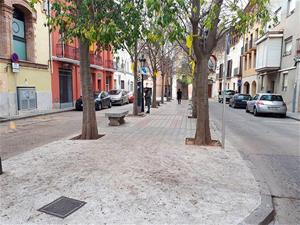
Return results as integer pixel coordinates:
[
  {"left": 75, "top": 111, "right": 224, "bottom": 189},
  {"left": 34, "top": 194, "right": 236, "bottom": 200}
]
[
  {"left": 177, "top": 89, "right": 182, "bottom": 104},
  {"left": 145, "top": 89, "right": 151, "bottom": 113}
]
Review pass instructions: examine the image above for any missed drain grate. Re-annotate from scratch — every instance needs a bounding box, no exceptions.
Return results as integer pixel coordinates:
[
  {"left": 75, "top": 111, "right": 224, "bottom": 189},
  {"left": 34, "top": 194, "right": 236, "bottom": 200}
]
[{"left": 38, "top": 196, "right": 86, "bottom": 218}]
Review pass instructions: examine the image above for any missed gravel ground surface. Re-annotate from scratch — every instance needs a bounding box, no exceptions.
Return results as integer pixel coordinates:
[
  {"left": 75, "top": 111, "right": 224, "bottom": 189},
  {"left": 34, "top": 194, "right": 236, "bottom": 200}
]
[{"left": 0, "top": 101, "right": 261, "bottom": 225}]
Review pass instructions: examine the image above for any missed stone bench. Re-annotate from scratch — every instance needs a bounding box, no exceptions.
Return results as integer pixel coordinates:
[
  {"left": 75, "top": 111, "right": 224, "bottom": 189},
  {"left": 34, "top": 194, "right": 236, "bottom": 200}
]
[{"left": 105, "top": 110, "right": 129, "bottom": 126}]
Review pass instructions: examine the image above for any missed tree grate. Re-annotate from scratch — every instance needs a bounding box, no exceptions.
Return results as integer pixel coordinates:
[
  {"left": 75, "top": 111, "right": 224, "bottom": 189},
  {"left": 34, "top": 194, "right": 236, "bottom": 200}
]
[{"left": 38, "top": 196, "right": 86, "bottom": 218}]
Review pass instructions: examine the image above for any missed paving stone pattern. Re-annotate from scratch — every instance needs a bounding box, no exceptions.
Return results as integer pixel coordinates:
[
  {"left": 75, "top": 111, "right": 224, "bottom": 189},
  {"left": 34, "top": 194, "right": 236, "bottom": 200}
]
[{"left": 0, "top": 101, "right": 260, "bottom": 225}]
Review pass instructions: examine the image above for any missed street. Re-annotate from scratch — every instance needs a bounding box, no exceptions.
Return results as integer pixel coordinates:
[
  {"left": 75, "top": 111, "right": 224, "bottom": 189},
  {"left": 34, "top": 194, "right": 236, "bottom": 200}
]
[
  {"left": 210, "top": 101, "right": 300, "bottom": 225},
  {"left": 0, "top": 104, "right": 133, "bottom": 160}
]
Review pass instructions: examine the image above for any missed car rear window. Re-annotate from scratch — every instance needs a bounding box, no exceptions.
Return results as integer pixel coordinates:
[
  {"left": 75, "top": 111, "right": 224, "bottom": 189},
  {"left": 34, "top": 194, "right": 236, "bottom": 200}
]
[
  {"left": 226, "top": 90, "right": 235, "bottom": 95},
  {"left": 237, "top": 95, "right": 251, "bottom": 100},
  {"left": 108, "top": 90, "right": 120, "bottom": 95},
  {"left": 260, "top": 95, "right": 283, "bottom": 101}
]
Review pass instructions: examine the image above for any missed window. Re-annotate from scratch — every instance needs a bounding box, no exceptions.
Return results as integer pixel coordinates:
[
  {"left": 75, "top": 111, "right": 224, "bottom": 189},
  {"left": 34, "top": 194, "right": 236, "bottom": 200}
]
[
  {"left": 253, "top": 95, "right": 259, "bottom": 100},
  {"left": 284, "top": 37, "right": 293, "bottom": 56},
  {"left": 12, "top": 8, "right": 26, "bottom": 60},
  {"left": 261, "top": 75, "right": 264, "bottom": 90},
  {"left": 260, "top": 95, "right": 283, "bottom": 101},
  {"left": 274, "top": 7, "right": 282, "bottom": 26},
  {"left": 249, "top": 54, "right": 252, "bottom": 69},
  {"left": 233, "top": 82, "right": 236, "bottom": 90},
  {"left": 219, "top": 64, "right": 224, "bottom": 79},
  {"left": 114, "top": 79, "right": 117, "bottom": 89},
  {"left": 255, "top": 29, "right": 259, "bottom": 41},
  {"left": 227, "top": 60, "right": 232, "bottom": 77},
  {"left": 288, "top": 0, "right": 295, "bottom": 15},
  {"left": 130, "top": 81, "right": 133, "bottom": 91},
  {"left": 282, "top": 72, "right": 288, "bottom": 91},
  {"left": 121, "top": 80, "right": 125, "bottom": 89}
]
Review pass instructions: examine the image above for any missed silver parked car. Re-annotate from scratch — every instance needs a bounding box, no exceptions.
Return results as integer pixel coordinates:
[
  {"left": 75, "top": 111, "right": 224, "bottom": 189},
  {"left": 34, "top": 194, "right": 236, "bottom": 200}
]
[
  {"left": 246, "top": 93, "right": 287, "bottom": 117},
  {"left": 108, "top": 89, "right": 129, "bottom": 105}
]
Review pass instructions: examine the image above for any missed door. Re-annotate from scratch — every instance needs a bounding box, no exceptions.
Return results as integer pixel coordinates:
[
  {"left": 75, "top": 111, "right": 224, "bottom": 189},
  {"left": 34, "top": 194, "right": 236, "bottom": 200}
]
[
  {"left": 59, "top": 70, "right": 73, "bottom": 108},
  {"left": 208, "top": 84, "right": 212, "bottom": 98}
]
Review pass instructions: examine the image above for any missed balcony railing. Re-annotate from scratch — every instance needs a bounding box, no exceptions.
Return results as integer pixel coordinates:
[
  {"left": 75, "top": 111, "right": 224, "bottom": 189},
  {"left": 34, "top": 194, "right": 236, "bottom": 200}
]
[
  {"left": 90, "top": 54, "right": 103, "bottom": 66},
  {"left": 56, "top": 44, "right": 79, "bottom": 60},
  {"left": 105, "top": 59, "right": 113, "bottom": 68},
  {"left": 297, "top": 39, "right": 300, "bottom": 55}
]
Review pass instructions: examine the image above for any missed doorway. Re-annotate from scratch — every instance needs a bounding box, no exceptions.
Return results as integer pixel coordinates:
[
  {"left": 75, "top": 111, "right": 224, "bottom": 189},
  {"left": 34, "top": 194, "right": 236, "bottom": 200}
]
[{"left": 59, "top": 70, "right": 73, "bottom": 108}]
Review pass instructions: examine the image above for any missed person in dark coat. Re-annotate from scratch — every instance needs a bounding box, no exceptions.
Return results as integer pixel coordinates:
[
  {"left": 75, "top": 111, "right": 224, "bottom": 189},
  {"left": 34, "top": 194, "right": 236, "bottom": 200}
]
[
  {"left": 177, "top": 89, "right": 182, "bottom": 104},
  {"left": 144, "top": 89, "right": 151, "bottom": 113}
]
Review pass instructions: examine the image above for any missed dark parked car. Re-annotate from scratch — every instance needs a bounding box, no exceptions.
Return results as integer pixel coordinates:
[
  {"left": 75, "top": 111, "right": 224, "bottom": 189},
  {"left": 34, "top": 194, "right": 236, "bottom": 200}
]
[
  {"left": 75, "top": 91, "right": 112, "bottom": 111},
  {"left": 229, "top": 94, "right": 252, "bottom": 108}
]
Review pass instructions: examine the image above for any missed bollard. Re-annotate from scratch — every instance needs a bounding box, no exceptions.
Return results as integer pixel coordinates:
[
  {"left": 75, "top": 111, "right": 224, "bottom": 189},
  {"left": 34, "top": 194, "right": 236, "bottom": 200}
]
[{"left": 0, "top": 157, "right": 2, "bottom": 175}]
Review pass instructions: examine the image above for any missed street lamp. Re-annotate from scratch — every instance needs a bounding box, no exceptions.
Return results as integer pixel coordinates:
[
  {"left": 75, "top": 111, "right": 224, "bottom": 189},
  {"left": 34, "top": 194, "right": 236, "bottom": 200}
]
[{"left": 139, "top": 55, "right": 146, "bottom": 113}]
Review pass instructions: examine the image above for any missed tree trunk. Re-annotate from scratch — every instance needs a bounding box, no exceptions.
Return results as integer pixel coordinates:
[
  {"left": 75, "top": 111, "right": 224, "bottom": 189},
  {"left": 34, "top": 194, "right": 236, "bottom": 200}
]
[
  {"left": 161, "top": 74, "right": 165, "bottom": 103},
  {"left": 79, "top": 37, "right": 98, "bottom": 139},
  {"left": 194, "top": 56, "right": 212, "bottom": 145},
  {"left": 191, "top": 75, "right": 197, "bottom": 118},
  {"left": 152, "top": 75, "right": 157, "bottom": 108},
  {"left": 132, "top": 43, "right": 138, "bottom": 115}
]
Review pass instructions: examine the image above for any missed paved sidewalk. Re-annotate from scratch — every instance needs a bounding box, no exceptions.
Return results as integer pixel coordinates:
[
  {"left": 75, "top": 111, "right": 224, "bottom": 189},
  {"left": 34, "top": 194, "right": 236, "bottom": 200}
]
[
  {"left": 0, "top": 101, "right": 261, "bottom": 224},
  {"left": 287, "top": 111, "right": 300, "bottom": 121}
]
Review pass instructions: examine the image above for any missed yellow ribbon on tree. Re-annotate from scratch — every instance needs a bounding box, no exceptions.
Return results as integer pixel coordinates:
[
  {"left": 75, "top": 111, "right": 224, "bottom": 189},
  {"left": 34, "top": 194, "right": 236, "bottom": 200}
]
[
  {"left": 131, "top": 63, "right": 135, "bottom": 72},
  {"left": 189, "top": 60, "right": 195, "bottom": 76},
  {"left": 186, "top": 34, "right": 193, "bottom": 56}
]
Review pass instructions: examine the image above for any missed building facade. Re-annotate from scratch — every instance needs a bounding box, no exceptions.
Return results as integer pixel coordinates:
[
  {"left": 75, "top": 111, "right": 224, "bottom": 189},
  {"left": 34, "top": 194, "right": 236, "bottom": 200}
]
[
  {"left": 51, "top": 31, "right": 114, "bottom": 109},
  {"left": 113, "top": 50, "right": 134, "bottom": 92},
  {"left": 256, "top": 0, "right": 300, "bottom": 112},
  {"left": 0, "top": 0, "right": 52, "bottom": 117}
]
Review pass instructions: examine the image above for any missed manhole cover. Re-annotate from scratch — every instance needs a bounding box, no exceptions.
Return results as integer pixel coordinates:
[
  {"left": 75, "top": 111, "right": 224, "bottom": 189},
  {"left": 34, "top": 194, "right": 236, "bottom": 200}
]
[{"left": 38, "top": 196, "right": 86, "bottom": 218}]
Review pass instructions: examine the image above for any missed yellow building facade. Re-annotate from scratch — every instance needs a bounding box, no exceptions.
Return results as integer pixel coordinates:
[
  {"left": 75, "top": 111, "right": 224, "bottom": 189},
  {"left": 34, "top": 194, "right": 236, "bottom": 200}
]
[{"left": 0, "top": 0, "right": 51, "bottom": 118}]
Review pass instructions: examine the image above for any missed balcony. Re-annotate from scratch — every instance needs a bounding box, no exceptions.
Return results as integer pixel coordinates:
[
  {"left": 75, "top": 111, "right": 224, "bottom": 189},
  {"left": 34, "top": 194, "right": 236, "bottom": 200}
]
[
  {"left": 255, "top": 31, "right": 283, "bottom": 72},
  {"left": 56, "top": 44, "right": 79, "bottom": 60},
  {"left": 104, "top": 59, "right": 113, "bottom": 68},
  {"left": 90, "top": 54, "right": 103, "bottom": 66}
]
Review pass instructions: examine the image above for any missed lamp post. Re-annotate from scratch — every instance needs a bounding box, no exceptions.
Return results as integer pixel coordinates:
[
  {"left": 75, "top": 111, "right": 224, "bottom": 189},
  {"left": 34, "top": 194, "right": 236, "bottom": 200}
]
[{"left": 139, "top": 55, "right": 146, "bottom": 113}]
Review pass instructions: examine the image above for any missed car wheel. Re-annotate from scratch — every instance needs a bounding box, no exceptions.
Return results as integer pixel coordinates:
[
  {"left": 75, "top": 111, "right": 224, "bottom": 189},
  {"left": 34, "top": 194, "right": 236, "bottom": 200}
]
[
  {"left": 95, "top": 103, "right": 100, "bottom": 111},
  {"left": 280, "top": 113, "right": 286, "bottom": 118},
  {"left": 253, "top": 107, "right": 259, "bottom": 116}
]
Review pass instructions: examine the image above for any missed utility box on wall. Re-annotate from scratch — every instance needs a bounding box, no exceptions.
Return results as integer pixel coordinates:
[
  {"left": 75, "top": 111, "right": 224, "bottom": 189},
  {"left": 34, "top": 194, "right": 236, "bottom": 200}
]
[{"left": 17, "top": 87, "right": 37, "bottom": 110}]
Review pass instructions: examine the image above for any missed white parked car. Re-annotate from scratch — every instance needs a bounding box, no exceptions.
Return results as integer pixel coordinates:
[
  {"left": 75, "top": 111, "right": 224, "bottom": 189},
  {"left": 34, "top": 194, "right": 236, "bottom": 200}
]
[
  {"left": 246, "top": 93, "right": 287, "bottom": 117},
  {"left": 108, "top": 89, "right": 129, "bottom": 105}
]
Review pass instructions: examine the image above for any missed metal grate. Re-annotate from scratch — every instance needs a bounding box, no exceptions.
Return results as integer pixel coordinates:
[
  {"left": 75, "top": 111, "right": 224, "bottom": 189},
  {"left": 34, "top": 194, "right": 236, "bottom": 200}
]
[{"left": 38, "top": 196, "right": 86, "bottom": 218}]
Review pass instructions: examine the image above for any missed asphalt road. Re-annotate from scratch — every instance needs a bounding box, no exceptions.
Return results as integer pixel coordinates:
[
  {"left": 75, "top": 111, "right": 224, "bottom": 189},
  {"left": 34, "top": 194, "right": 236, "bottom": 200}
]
[
  {"left": 0, "top": 104, "right": 133, "bottom": 160},
  {"left": 210, "top": 101, "right": 300, "bottom": 225}
]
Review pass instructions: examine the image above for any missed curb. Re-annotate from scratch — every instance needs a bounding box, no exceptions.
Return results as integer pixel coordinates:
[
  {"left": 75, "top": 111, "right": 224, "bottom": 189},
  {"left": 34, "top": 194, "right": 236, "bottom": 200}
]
[
  {"left": 287, "top": 115, "right": 300, "bottom": 121},
  {"left": 0, "top": 108, "right": 74, "bottom": 123},
  {"left": 238, "top": 153, "right": 275, "bottom": 225}
]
